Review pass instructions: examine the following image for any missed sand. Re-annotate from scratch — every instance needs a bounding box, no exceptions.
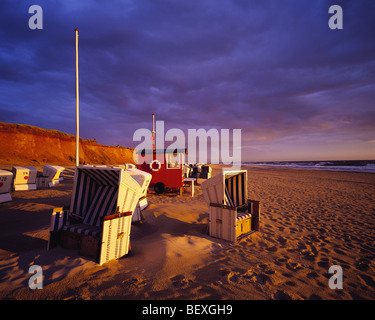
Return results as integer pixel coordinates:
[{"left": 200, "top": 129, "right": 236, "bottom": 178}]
[{"left": 0, "top": 165, "right": 374, "bottom": 300}]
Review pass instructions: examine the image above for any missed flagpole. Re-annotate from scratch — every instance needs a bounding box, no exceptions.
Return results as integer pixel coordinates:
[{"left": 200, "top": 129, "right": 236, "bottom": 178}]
[
  {"left": 152, "top": 113, "right": 156, "bottom": 151},
  {"left": 75, "top": 28, "right": 79, "bottom": 167}
]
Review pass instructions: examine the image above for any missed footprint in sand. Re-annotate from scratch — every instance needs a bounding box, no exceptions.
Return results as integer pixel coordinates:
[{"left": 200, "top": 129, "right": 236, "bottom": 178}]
[
  {"left": 286, "top": 262, "right": 306, "bottom": 271},
  {"left": 171, "top": 275, "right": 194, "bottom": 289},
  {"left": 275, "top": 257, "right": 289, "bottom": 266},
  {"left": 300, "top": 248, "right": 316, "bottom": 261},
  {"left": 219, "top": 263, "right": 287, "bottom": 287},
  {"left": 333, "top": 248, "right": 346, "bottom": 255},
  {"left": 317, "top": 257, "right": 331, "bottom": 269},
  {"left": 357, "top": 273, "right": 375, "bottom": 289},
  {"left": 254, "top": 273, "right": 272, "bottom": 285},
  {"left": 219, "top": 267, "right": 256, "bottom": 284},
  {"left": 277, "top": 236, "right": 288, "bottom": 247},
  {"left": 306, "top": 271, "right": 319, "bottom": 279},
  {"left": 272, "top": 290, "right": 292, "bottom": 300},
  {"left": 122, "top": 277, "right": 147, "bottom": 289},
  {"left": 289, "top": 227, "right": 298, "bottom": 234},
  {"left": 266, "top": 245, "right": 278, "bottom": 252},
  {"left": 355, "top": 258, "right": 371, "bottom": 272}
]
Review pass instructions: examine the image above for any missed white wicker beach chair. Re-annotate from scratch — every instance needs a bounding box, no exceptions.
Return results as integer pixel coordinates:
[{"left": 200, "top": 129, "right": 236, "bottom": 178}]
[
  {"left": 12, "top": 166, "right": 37, "bottom": 191},
  {"left": 36, "top": 165, "right": 65, "bottom": 188},
  {"left": 201, "top": 170, "right": 260, "bottom": 243},
  {"left": 48, "top": 166, "right": 141, "bottom": 265},
  {"left": 0, "top": 169, "right": 13, "bottom": 203}
]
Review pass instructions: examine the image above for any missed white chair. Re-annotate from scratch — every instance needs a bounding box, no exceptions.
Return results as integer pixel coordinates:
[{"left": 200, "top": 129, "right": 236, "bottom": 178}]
[
  {"left": 12, "top": 166, "right": 37, "bottom": 191},
  {"left": 48, "top": 166, "right": 141, "bottom": 265},
  {"left": 201, "top": 170, "right": 260, "bottom": 243},
  {"left": 37, "top": 165, "right": 65, "bottom": 188},
  {"left": 0, "top": 169, "right": 13, "bottom": 203}
]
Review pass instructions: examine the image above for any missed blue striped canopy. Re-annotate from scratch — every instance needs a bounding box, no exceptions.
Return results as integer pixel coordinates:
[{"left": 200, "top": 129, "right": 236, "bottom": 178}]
[{"left": 70, "top": 167, "right": 121, "bottom": 226}]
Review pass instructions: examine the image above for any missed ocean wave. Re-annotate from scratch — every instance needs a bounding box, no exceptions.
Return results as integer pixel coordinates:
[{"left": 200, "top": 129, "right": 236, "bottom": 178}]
[{"left": 242, "top": 160, "right": 375, "bottom": 173}]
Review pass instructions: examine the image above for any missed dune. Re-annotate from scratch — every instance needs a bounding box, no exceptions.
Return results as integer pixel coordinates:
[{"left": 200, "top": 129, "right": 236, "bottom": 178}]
[
  {"left": 0, "top": 164, "right": 374, "bottom": 300},
  {"left": 0, "top": 122, "right": 134, "bottom": 166}
]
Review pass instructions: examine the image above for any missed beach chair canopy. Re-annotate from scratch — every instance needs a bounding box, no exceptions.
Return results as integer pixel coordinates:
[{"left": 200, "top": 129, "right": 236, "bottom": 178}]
[
  {"left": 201, "top": 170, "right": 248, "bottom": 207},
  {"left": 43, "top": 165, "right": 65, "bottom": 181},
  {"left": 70, "top": 166, "right": 141, "bottom": 226},
  {"left": 126, "top": 168, "right": 152, "bottom": 199},
  {"left": 0, "top": 169, "right": 13, "bottom": 194},
  {"left": 12, "top": 166, "right": 37, "bottom": 185}
]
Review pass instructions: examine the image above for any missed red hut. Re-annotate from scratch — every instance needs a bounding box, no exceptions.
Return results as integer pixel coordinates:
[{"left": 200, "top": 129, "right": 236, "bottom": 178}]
[{"left": 136, "top": 148, "right": 187, "bottom": 194}]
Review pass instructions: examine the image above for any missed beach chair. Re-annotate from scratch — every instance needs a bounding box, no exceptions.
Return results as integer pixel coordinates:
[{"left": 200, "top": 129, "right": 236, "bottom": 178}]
[
  {"left": 59, "top": 167, "right": 65, "bottom": 181},
  {"left": 126, "top": 168, "right": 152, "bottom": 222},
  {"left": 183, "top": 164, "right": 191, "bottom": 178},
  {"left": 190, "top": 165, "right": 199, "bottom": 179},
  {"left": 12, "top": 166, "right": 37, "bottom": 191},
  {"left": 201, "top": 170, "right": 260, "bottom": 243},
  {"left": 199, "top": 165, "right": 212, "bottom": 179},
  {"left": 47, "top": 166, "right": 141, "bottom": 265},
  {"left": 36, "top": 165, "right": 65, "bottom": 188},
  {"left": 0, "top": 169, "right": 13, "bottom": 203},
  {"left": 197, "top": 165, "right": 212, "bottom": 184}
]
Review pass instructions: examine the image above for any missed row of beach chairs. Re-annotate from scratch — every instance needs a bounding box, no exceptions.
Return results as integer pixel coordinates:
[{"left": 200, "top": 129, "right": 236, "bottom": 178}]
[
  {"left": 184, "top": 163, "right": 212, "bottom": 181},
  {"left": 0, "top": 165, "right": 65, "bottom": 203}
]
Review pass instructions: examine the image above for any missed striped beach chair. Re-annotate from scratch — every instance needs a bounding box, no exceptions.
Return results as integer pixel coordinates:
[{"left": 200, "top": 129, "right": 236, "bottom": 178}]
[
  {"left": 199, "top": 165, "right": 212, "bottom": 180},
  {"left": 201, "top": 170, "right": 260, "bottom": 243},
  {"left": 48, "top": 166, "right": 141, "bottom": 265}
]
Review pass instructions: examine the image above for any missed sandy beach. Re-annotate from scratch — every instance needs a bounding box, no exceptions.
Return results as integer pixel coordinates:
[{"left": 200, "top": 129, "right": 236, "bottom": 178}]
[{"left": 0, "top": 164, "right": 374, "bottom": 300}]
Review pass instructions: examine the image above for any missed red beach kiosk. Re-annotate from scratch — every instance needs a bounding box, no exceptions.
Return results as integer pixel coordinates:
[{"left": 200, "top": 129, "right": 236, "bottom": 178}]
[
  {"left": 135, "top": 114, "right": 187, "bottom": 194},
  {"left": 136, "top": 148, "right": 187, "bottom": 194}
]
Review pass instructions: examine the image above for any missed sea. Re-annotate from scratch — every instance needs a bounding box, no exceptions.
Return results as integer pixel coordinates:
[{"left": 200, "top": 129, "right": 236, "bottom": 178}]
[{"left": 242, "top": 160, "right": 375, "bottom": 173}]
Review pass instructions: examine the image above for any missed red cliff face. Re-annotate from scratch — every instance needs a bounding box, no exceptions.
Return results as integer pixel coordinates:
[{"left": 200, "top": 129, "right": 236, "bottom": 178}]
[{"left": 0, "top": 122, "right": 135, "bottom": 166}]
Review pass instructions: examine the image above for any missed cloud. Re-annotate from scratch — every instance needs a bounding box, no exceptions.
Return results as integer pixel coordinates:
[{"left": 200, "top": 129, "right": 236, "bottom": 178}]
[{"left": 0, "top": 0, "right": 374, "bottom": 160}]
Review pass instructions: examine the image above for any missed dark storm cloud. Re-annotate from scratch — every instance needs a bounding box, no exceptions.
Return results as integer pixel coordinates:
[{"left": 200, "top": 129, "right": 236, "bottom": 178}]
[{"left": 1, "top": 0, "right": 374, "bottom": 160}]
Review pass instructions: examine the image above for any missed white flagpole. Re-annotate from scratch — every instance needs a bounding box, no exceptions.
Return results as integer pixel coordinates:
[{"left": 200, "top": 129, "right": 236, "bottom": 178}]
[
  {"left": 152, "top": 113, "right": 156, "bottom": 151},
  {"left": 75, "top": 28, "right": 79, "bottom": 167}
]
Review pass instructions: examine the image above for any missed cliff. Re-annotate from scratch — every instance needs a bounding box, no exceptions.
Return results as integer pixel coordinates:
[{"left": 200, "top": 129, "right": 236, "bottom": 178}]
[{"left": 0, "top": 122, "right": 135, "bottom": 166}]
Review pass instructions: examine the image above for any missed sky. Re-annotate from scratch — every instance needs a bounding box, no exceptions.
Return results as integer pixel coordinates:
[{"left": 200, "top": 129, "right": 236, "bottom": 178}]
[{"left": 1, "top": 0, "right": 374, "bottom": 162}]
